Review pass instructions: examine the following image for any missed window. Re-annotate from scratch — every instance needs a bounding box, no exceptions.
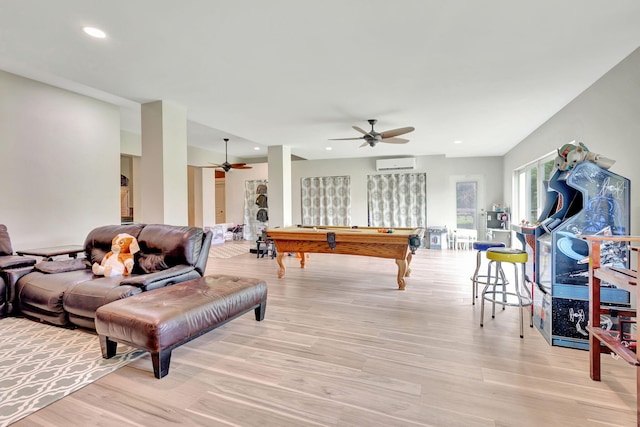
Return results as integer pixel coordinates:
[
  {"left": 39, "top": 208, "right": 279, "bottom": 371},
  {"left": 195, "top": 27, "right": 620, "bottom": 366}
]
[
  {"left": 456, "top": 181, "right": 477, "bottom": 229},
  {"left": 514, "top": 153, "right": 556, "bottom": 225}
]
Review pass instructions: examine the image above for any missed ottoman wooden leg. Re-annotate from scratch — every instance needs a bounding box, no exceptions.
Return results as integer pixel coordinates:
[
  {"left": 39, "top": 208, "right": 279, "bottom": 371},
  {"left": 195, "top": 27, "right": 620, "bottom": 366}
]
[
  {"left": 99, "top": 335, "right": 118, "bottom": 359},
  {"left": 255, "top": 301, "right": 267, "bottom": 321},
  {"left": 152, "top": 349, "right": 172, "bottom": 379}
]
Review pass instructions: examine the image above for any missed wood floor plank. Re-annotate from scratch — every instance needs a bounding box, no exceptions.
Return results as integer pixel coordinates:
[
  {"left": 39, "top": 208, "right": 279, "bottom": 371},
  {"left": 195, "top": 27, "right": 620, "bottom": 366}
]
[{"left": 11, "top": 247, "right": 638, "bottom": 426}]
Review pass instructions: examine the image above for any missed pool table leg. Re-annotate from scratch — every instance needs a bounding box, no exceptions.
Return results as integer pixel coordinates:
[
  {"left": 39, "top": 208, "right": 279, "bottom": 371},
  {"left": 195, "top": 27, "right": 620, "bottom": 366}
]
[
  {"left": 395, "top": 258, "right": 408, "bottom": 290},
  {"left": 405, "top": 252, "right": 413, "bottom": 277},
  {"left": 299, "top": 252, "right": 307, "bottom": 268},
  {"left": 276, "top": 252, "right": 286, "bottom": 278}
]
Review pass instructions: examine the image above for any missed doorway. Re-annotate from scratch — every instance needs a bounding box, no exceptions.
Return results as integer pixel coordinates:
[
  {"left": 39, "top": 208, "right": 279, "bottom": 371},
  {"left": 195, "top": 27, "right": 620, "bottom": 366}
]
[
  {"left": 120, "top": 155, "right": 134, "bottom": 223},
  {"left": 215, "top": 178, "right": 226, "bottom": 224}
]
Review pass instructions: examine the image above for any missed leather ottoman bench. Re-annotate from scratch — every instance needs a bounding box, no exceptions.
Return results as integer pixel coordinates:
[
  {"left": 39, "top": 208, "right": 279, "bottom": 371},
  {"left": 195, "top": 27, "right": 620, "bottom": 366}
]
[{"left": 94, "top": 274, "right": 267, "bottom": 379}]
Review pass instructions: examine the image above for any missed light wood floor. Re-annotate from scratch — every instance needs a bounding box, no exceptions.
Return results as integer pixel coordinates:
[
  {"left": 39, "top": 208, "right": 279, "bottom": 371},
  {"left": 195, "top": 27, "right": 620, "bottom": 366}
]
[{"left": 13, "top": 247, "right": 637, "bottom": 426}]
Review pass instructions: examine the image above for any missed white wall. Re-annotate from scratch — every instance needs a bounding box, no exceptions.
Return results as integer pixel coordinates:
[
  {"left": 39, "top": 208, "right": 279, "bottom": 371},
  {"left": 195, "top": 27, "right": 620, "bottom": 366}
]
[
  {"left": 503, "top": 47, "right": 640, "bottom": 232},
  {"left": 120, "top": 130, "right": 141, "bottom": 156},
  {"left": 0, "top": 70, "right": 121, "bottom": 249},
  {"left": 187, "top": 145, "right": 243, "bottom": 167},
  {"left": 221, "top": 155, "right": 503, "bottom": 230},
  {"left": 123, "top": 134, "right": 236, "bottom": 226},
  {"left": 292, "top": 156, "right": 504, "bottom": 228},
  {"left": 224, "top": 163, "right": 269, "bottom": 226},
  {"left": 267, "top": 145, "right": 292, "bottom": 228},
  {"left": 140, "top": 100, "right": 188, "bottom": 225}
]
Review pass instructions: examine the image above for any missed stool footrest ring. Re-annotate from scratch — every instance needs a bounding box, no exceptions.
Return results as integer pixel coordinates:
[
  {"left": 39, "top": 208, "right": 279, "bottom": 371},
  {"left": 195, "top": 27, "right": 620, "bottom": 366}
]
[{"left": 482, "top": 291, "right": 533, "bottom": 307}]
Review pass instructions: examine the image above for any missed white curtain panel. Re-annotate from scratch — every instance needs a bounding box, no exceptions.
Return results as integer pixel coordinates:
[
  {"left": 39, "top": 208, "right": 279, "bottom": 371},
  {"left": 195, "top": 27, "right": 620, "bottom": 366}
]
[
  {"left": 367, "top": 173, "right": 427, "bottom": 227},
  {"left": 301, "top": 176, "right": 351, "bottom": 225}
]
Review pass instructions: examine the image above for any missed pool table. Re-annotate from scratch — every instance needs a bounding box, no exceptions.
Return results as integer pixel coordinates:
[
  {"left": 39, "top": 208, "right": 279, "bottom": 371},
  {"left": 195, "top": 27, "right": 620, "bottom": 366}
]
[{"left": 266, "top": 225, "right": 424, "bottom": 290}]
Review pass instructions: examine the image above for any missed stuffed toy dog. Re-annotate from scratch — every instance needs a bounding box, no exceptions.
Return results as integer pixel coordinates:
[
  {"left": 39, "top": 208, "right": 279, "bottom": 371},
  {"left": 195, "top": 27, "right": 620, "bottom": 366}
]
[{"left": 92, "top": 233, "right": 140, "bottom": 277}]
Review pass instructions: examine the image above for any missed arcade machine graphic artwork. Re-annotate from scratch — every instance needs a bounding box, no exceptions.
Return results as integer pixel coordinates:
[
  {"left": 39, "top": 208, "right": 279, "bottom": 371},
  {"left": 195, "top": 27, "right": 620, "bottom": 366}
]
[{"left": 513, "top": 143, "right": 630, "bottom": 349}]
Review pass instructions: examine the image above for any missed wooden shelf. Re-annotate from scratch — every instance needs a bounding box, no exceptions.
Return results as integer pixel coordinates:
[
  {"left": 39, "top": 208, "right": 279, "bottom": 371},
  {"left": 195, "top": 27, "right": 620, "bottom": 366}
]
[
  {"left": 583, "top": 236, "right": 640, "bottom": 425},
  {"left": 586, "top": 326, "right": 639, "bottom": 366},
  {"left": 594, "top": 265, "right": 637, "bottom": 290}
]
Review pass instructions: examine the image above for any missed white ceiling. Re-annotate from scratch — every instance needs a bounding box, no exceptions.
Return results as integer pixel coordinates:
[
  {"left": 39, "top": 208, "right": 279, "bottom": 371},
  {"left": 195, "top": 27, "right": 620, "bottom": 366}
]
[{"left": 2, "top": 1, "right": 640, "bottom": 161}]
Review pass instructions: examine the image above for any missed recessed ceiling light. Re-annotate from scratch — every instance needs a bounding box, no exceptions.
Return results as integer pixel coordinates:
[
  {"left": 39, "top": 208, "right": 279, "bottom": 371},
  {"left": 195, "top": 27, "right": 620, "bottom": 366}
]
[
  {"left": 83, "top": 26, "right": 106, "bottom": 39},
  {"left": 253, "top": 147, "right": 260, "bottom": 151},
  {"left": 325, "top": 147, "right": 333, "bottom": 151},
  {"left": 453, "top": 140, "right": 463, "bottom": 144}
]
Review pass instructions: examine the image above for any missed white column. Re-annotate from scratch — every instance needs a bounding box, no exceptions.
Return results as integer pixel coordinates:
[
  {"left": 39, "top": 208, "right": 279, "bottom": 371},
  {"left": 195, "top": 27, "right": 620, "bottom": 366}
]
[
  {"left": 188, "top": 166, "right": 200, "bottom": 226},
  {"left": 186, "top": 166, "right": 215, "bottom": 228},
  {"left": 267, "top": 145, "right": 292, "bottom": 227},
  {"left": 140, "top": 100, "right": 188, "bottom": 225},
  {"left": 201, "top": 168, "right": 216, "bottom": 227}
]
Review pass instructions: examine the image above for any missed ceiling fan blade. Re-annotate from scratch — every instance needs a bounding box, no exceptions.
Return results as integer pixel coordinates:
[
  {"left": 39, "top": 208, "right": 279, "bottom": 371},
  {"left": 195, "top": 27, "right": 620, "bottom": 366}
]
[
  {"left": 381, "top": 137, "right": 410, "bottom": 144},
  {"left": 329, "top": 137, "right": 364, "bottom": 141},
  {"left": 359, "top": 141, "right": 369, "bottom": 148},
  {"left": 230, "top": 163, "right": 252, "bottom": 169},
  {"left": 352, "top": 126, "right": 369, "bottom": 135},
  {"left": 380, "top": 126, "right": 415, "bottom": 139}
]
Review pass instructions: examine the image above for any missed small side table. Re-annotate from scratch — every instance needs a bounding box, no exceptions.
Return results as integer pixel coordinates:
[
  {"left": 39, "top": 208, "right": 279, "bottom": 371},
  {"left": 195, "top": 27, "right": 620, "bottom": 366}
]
[
  {"left": 255, "top": 233, "right": 276, "bottom": 259},
  {"left": 16, "top": 245, "right": 84, "bottom": 261}
]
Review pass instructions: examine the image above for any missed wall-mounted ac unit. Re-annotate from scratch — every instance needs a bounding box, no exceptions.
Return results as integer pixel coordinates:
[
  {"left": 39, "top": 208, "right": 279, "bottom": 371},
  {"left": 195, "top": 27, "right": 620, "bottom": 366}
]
[{"left": 375, "top": 157, "right": 416, "bottom": 171}]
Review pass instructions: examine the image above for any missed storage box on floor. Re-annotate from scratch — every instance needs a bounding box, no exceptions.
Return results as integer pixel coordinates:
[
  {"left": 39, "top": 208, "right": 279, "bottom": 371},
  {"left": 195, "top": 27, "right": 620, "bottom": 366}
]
[
  {"left": 426, "top": 226, "right": 448, "bottom": 250},
  {"left": 205, "top": 223, "right": 234, "bottom": 245}
]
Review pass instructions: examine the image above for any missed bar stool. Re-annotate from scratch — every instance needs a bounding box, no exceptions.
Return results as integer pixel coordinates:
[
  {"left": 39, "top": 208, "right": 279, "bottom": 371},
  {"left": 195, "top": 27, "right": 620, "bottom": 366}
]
[
  {"left": 480, "top": 247, "right": 533, "bottom": 338},
  {"left": 470, "top": 241, "right": 506, "bottom": 304}
]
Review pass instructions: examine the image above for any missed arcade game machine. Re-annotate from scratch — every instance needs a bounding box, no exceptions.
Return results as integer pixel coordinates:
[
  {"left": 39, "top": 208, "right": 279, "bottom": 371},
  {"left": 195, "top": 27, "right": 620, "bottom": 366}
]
[
  {"left": 516, "top": 160, "right": 630, "bottom": 349},
  {"left": 512, "top": 167, "right": 571, "bottom": 308}
]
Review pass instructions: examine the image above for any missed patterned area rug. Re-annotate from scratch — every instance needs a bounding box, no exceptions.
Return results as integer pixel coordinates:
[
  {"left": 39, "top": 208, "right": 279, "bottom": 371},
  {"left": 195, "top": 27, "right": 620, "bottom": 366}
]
[
  {"left": 0, "top": 317, "right": 144, "bottom": 427},
  {"left": 209, "top": 240, "right": 252, "bottom": 259}
]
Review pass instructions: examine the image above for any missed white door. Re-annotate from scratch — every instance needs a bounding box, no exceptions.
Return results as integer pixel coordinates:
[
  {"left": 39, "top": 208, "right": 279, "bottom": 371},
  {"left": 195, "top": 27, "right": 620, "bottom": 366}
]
[{"left": 215, "top": 180, "right": 226, "bottom": 224}]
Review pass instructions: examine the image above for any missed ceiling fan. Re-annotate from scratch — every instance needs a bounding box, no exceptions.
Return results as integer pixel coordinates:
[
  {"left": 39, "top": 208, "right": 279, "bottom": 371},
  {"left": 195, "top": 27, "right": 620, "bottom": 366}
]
[
  {"left": 330, "top": 119, "right": 415, "bottom": 147},
  {"left": 204, "top": 138, "right": 252, "bottom": 172}
]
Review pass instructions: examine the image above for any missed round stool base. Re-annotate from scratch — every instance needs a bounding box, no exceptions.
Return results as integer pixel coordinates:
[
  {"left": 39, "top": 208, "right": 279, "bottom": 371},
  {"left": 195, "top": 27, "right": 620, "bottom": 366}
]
[{"left": 480, "top": 249, "right": 532, "bottom": 339}]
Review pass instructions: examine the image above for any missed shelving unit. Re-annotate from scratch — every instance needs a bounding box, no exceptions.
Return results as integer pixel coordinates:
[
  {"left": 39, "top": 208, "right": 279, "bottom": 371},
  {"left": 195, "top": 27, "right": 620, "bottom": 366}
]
[
  {"left": 243, "top": 180, "right": 268, "bottom": 241},
  {"left": 583, "top": 235, "right": 639, "bottom": 423}
]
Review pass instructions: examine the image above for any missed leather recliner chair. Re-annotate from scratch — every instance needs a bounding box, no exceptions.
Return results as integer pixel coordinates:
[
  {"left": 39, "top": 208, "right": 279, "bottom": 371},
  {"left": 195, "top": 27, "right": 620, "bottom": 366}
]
[{"left": 0, "top": 224, "right": 36, "bottom": 317}]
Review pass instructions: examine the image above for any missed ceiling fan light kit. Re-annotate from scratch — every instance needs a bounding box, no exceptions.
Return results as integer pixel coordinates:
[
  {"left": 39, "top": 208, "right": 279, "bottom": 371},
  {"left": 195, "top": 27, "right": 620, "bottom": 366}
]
[
  {"left": 330, "top": 119, "right": 415, "bottom": 148},
  {"left": 205, "top": 138, "right": 253, "bottom": 172}
]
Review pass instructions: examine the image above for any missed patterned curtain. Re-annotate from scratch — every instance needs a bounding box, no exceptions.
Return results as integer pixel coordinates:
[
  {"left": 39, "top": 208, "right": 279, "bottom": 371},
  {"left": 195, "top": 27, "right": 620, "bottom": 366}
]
[
  {"left": 301, "top": 176, "right": 351, "bottom": 225},
  {"left": 367, "top": 173, "right": 427, "bottom": 227}
]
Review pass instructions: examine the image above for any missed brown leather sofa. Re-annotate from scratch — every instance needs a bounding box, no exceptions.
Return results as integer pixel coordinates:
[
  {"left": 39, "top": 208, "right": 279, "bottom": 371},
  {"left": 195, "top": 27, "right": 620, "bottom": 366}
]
[
  {"left": 14, "top": 223, "right": 212, "bottom": 329},
  {"left": 0, "top": 224, "right": 37, "bottom": 317}
]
